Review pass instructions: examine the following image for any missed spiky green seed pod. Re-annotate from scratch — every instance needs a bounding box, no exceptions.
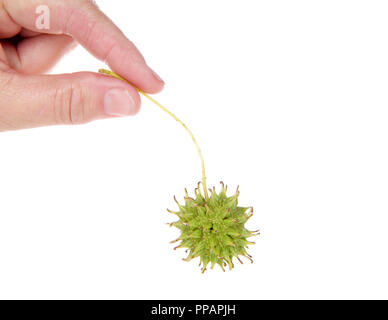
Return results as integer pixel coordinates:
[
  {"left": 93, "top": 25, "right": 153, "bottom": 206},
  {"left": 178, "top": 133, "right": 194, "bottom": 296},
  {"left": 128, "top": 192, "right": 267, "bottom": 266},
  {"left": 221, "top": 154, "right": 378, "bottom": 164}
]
[{"left": 169, "top": 182, "right": 259, "bottom": 273}]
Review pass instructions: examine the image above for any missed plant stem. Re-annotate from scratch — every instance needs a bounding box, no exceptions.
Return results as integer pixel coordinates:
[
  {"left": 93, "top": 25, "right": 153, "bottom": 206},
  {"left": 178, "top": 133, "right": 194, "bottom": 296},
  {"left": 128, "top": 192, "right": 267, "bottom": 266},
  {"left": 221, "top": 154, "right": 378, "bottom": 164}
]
[{"left": 98, "top": 69, "right": 209, "bottom": 200}]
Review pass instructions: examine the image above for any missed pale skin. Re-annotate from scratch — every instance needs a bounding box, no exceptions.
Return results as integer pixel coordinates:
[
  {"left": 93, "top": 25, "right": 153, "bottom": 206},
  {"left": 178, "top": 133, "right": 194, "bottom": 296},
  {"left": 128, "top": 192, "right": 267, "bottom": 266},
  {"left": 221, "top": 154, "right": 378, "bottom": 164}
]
[{"left": 0, "top": 0, "right": 164, "bottom": 132}]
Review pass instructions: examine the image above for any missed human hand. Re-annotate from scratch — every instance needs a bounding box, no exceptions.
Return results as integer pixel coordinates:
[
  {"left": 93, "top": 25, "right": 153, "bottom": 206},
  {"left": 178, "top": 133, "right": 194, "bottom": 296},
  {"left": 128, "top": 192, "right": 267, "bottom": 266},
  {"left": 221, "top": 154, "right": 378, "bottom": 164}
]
[{"left": 0, "top": 0, "right": 164, "bottom": 132}]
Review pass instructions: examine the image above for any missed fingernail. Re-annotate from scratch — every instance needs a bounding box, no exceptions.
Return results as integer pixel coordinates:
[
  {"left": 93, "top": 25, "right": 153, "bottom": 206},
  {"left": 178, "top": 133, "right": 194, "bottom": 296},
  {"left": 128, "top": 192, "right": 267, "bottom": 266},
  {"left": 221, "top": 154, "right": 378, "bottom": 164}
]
[
  {"left": 150, "top": 68, "right": 164, "bottom": 84},
  {"left": 104, "top": 88, "right": 136, "bottom": 116}
]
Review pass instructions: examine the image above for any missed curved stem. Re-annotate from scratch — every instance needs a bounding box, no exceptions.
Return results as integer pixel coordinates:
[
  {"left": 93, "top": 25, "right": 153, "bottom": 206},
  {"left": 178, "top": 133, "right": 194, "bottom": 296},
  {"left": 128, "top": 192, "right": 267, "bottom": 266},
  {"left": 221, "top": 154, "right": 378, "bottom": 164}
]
[{"left": 98, "top": 69, "right": 209, "bottom": 200}]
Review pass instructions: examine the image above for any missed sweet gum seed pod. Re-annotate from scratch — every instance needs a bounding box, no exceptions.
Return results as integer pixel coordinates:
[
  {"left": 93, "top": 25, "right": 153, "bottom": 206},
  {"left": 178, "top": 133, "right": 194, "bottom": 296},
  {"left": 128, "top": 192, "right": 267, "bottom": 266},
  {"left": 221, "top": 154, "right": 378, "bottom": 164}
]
[{"left": 169, "top": 183, "right": 258, "bottom": 273}]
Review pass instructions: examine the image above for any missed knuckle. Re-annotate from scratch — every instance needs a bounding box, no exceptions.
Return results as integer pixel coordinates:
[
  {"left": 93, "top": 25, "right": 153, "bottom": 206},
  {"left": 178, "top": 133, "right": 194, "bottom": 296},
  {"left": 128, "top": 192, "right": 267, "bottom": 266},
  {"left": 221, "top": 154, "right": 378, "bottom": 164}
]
[
  {"left": 53, "top": 81, "right": 87, "bottom": 125},
  {"left": 0, "top": 72, "right": 17, "bottom": 131},
  {"left": 0, "top": 71, "right": 16, "bottom": 91}
]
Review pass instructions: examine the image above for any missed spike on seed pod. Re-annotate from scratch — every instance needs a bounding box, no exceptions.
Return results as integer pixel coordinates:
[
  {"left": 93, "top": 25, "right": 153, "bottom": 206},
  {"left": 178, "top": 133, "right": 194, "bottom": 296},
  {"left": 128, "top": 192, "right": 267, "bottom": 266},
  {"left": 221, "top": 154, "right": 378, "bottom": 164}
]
[
  {"left": 97, "top": 69, "right": 259, "bottom": 273},
  {"left": 167, "top": 208, "right": 179, "bottom": 215}
]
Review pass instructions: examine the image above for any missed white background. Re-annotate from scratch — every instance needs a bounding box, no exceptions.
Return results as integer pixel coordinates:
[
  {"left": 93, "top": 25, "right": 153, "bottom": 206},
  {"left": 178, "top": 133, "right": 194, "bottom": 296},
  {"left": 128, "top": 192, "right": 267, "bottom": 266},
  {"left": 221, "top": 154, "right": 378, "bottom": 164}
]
[{"left": 1, "top": 0, "right": 388, "bottom": 299}]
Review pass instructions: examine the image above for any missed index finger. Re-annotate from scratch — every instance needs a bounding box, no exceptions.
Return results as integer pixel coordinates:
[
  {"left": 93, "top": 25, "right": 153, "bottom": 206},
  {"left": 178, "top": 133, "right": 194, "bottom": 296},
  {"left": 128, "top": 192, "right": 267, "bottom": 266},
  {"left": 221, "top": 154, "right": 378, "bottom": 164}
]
[{"left": 3, "top": 0, "right": 164, "bottom": 93}]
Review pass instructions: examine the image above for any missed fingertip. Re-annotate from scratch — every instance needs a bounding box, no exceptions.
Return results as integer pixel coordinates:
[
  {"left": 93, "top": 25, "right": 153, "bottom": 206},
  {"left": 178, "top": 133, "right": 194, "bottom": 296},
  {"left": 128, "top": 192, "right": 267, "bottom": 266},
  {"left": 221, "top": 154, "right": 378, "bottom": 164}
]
[
  {"left": 144, "top": 80, "right": 165, "bottom": 94},
  {"left": 149, "top": 67, "right": 165, "bottom": 92},
  {"left": 93, "top": 72, "right": 141, "bottom": 117},
  {"left": 103, "top": 87, "right": 140, "bottom": 117},
  {"left": 107, "top": 56, "right": 165, "bottom": 94},
  {"left": 136, "top": 66, "right": 165, "bottom": 94}
]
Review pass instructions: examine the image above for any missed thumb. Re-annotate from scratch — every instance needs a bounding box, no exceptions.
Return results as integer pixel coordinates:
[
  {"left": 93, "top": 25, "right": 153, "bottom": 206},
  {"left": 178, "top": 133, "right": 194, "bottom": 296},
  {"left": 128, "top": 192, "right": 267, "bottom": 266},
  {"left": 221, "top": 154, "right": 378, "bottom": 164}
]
[{"left": 0, "top": 71, "right": 141, "bottom": 131}]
